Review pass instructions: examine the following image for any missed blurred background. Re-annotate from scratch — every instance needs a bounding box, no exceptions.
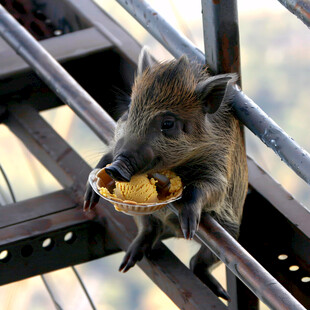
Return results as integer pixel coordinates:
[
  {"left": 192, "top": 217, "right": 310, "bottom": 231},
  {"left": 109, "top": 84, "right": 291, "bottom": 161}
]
[{"left": 0, "top": 0, "right": 310, "bottom": 309}]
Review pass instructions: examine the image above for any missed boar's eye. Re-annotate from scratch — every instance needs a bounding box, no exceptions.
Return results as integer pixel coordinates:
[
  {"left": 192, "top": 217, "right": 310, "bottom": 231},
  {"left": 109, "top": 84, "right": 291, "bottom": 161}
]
[
  {"left": 160, "top": 114, "right": 183, "bottom": 138},
  {"left": 161, "top": 119, "right": 175, "bottom": 130}
]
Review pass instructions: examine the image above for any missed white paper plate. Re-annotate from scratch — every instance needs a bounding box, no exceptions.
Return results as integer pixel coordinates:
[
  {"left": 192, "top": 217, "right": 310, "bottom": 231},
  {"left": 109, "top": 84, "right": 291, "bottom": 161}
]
[{"left": 88, "top": 168, "right": 182, "bottom": 216}]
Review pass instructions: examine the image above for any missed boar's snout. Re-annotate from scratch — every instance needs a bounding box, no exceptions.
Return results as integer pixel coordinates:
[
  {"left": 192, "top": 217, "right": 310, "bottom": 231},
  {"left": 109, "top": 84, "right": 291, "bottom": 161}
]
[
  {"left": 105, "top": 157, "right": 132, "bottom": 182},
  {"left": 105, "top": 143, "right": 155, "bottom": 182}
]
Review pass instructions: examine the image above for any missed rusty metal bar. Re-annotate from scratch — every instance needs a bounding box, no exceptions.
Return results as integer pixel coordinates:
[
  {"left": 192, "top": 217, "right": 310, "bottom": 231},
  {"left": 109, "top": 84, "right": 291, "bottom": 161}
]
[
  {"left": 5, "top": 104, "right": 81, "bottom": 188},
  {"left": 233, "top": 88, "right": 310, "bottom": 184},
  {"left": 115, "top": 0, "right": 205, "bottom": 63},
  {"left": 0, "top": 4, "right": 115, "bottom": 144},
  {"left": 167, "top": 205, "right": 306, "bottom": 310},
  {"left": 200, "top": 1, "right": 254, "bottom": 308},
  {"left": 277, "top": 0, "right": 310, "bottom": 28},
  {"left": 196, "top": 213, "right": 306, "bottom": 310},
  {"left": 201, "top": 0, "right": 241, "bottom": 76},
  {"left": 115, "top": 0, "right": 310, "bottom": 186},
  {"left": 0, "top": 190, "right": 76, "bottom": 229}
]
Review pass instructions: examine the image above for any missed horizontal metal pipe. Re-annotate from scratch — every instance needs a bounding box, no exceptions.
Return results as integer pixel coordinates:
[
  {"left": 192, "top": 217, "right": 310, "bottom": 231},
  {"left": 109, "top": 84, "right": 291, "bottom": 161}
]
[
  {"left": 277, "top": 0, "right": 310, "bottom": 28},
  {"left": 233, "top": 87, "right": 310, "bottom": 184},
  {"left": 168, "top": 204, "right": 306, "bottom": 310},
  {"left": 196, "top": 214, "right": 306, "bottom": 310},
  {"left": 116, "top": 0, "right": 310, "bottom": 186},
  {"left": 0, "top": 5, "right": 115, "bottom": 144}
]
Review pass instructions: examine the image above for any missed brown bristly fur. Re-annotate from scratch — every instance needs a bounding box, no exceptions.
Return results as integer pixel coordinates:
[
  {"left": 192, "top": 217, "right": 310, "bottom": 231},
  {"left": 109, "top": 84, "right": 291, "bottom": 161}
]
[{"left": 127, "top": 57, "right": 247, "bottom": 226}]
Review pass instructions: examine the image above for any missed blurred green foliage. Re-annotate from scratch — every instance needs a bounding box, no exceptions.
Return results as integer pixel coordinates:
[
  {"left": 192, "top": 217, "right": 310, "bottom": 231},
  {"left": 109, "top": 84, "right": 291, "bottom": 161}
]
[{"left": 240, "top": 12, "right": 310, "bottom": 208}]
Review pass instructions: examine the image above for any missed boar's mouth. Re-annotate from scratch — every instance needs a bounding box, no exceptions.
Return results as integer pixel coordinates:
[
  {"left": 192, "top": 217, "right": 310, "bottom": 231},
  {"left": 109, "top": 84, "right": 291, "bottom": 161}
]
[{"left": 105, "top": 152, "right": 159, "bottom": 183}]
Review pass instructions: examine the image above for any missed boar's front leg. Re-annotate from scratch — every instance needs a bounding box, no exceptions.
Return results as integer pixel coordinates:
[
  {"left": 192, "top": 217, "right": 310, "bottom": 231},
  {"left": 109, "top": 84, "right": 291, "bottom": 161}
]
[
  {"left": 119, "top": 215, "right": 164, "bottom": 273},
  {"left": 173, "top": 184, "right": 204, "bottom": 240},
  {"left": 173, "top": 181, "right": 233, "bottom": 300},
  {"left": 83, "top": 152, "right": 113, "bottom": 211},
  {"left": 174, "top": 170, "right": 228, "bottom": 240}
]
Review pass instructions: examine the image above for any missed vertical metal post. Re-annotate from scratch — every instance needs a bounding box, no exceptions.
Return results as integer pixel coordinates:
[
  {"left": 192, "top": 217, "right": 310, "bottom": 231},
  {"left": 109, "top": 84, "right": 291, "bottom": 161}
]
[
  {"left": 200, "top": 1, "right": 256, "bottom": 308},
  {"left": 201, "top": 0, "right": 241, "bottom": 76}
]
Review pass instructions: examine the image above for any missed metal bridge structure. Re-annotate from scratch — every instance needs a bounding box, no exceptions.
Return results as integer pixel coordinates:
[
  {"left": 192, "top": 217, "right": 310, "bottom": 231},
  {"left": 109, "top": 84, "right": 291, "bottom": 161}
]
[{"left": 0, "top": 0, "right": 309, "bottom": 309}]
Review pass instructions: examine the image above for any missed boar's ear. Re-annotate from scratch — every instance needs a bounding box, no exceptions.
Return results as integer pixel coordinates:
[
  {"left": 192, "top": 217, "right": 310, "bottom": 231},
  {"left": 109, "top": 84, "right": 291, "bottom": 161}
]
[
  {"left": 196, "top": 73, "right": 238, "bottom": 114},
  {"left": 176, "top": 54, "right": 190, "bottom": 68},
  {"left": 137, "top": 46, "right": 157, "bottom": 76}
]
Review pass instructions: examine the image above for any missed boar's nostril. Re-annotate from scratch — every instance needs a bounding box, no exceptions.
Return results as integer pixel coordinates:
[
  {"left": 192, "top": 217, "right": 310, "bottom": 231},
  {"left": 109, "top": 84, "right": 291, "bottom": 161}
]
[
  {"left": 105, "top": 159, "right": 133, "bottom": 182},
  {"left": 105, "top": 166, "right": 131, "bottom": 182}
]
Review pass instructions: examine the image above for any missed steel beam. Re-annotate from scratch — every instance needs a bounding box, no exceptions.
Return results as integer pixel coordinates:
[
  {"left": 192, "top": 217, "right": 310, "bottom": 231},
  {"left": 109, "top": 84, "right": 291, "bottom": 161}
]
[
  {"left": 247, "top": 156, "right": 310, "bottom": 238},
  {"left": 0, "top": 214, "right": 108, "bottom": 285},
  {"left": 0, "top": 4, "right": 115, "bottom": 144},
  {"left": 196, "top": 215, "right": 306, "bottom": 310},
  {"left": 167, "top": 204, "right": 306, "bottom": 310},
  {"left": 277, "top": 0, "right": 310, "bottom": 28},
  {"left": 5, "top": 103, "right": 85, "bottom": 189},
  {"left": 0, "top": 190, "right": 76, "bottom": 229},
  {"left": 66, "top": 0, "right": 142, "bottom": 66},
  {"left": 0, "top": 27, "right": 113, "bottom": 78},
  {"left": 240, "top": 185, "right": 310, "bottom": 309}
]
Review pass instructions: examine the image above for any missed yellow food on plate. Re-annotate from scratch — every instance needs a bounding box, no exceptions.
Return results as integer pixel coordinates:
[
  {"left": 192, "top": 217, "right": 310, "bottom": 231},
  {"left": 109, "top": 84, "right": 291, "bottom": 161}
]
[
  {"left": 96, "top": 168, "right": 182, "bottom": 204},
  {"left": 114, "top": 175, "right": 158, "bottom": 203},
  {"left": 99, "top": 187, "right": 115, "bottom": 199}
]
